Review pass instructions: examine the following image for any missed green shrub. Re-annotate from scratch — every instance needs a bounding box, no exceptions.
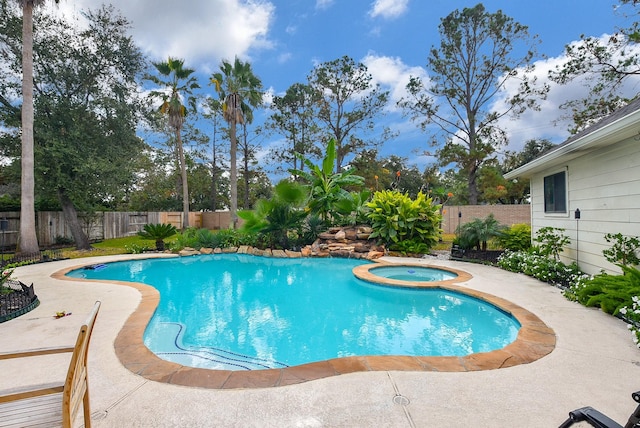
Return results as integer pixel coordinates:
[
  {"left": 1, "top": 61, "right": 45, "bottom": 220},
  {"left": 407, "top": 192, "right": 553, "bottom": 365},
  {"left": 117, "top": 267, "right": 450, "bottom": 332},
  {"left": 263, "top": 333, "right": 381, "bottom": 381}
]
[
  {"left": 54, "top": 235, "right": 74, "bottom": 246},
  {"left": 390, "top": 239, "right": 432, "bottom": 256},
  {"left": 534, "top": 226, "right": 570, "bottom": 261},
  {"left": 574, "top": 265, "right": 640, "bottom": 315},
  {"left": 497, "top": 249, "right": 588, "bottom": 288},
  {"left": 125, "top": 243, "right": 151, "bottom": 254},
  {"left": 192, "top": 228, "right": 220, "bottom": 249},
  {"left": 215, "top": 228, "right": 258, "bottom": 247},
  {"left": 497, "top": 223, "right": 531, "bottom": 251},
  {"left": 603, "top": 233, "right": 640, "bottom": 267},
  {"left": 170, "top": 227, "right": 199, "bottom": 250},
  {"left": 366, "top": 190, "right": 441, "bottom": 251}
]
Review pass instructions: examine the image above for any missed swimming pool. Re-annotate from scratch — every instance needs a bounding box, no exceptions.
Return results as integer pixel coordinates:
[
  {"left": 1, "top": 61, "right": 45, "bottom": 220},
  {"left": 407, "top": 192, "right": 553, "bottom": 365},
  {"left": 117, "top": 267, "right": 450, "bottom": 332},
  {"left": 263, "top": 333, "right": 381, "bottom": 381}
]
[{"left": 67, "top": 254, "right": 521, "bottom": 370}]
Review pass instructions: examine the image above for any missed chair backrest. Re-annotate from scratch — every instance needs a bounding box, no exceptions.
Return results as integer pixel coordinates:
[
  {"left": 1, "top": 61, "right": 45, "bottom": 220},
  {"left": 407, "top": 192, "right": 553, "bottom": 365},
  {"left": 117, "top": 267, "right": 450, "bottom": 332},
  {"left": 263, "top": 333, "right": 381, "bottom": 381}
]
[{"left": 62, "top": 301, "right": 100, "bottom": 428}]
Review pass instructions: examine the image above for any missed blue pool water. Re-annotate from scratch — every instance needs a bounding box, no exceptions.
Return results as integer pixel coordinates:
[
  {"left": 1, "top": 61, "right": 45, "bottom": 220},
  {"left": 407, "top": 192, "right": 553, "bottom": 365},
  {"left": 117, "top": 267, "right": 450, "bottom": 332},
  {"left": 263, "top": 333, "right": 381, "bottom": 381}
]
[
  {"left": 370, "top": 266, "right": 458, "bottom": 282},
  {"left": 67, "top": 254, "right": 520, "bottom": 370}
]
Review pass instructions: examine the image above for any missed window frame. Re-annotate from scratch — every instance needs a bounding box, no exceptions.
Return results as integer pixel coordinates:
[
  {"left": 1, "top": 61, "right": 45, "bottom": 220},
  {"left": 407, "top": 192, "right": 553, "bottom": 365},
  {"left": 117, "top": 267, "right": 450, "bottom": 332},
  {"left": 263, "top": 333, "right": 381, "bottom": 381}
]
[{"left": 543, "top": 168, "right": 568, "bottom": 216}]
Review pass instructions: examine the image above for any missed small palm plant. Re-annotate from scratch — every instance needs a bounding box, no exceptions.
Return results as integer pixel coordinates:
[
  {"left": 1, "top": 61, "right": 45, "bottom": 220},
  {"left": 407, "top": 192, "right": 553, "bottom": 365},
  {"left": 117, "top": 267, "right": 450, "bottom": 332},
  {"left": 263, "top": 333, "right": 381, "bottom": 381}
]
[
  {"left": 456, "top": 214, "right": 506, "bottom": 251},
  {"left": 138, "top": 223, "right": 178, "bottom": 251}
]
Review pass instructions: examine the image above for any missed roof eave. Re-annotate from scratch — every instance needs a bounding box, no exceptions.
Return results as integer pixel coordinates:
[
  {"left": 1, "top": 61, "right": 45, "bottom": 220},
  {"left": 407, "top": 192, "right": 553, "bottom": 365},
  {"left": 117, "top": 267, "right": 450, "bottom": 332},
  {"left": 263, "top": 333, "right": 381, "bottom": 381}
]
[{"left": 505, "top": 109, "right": 640, "bottom": 180}]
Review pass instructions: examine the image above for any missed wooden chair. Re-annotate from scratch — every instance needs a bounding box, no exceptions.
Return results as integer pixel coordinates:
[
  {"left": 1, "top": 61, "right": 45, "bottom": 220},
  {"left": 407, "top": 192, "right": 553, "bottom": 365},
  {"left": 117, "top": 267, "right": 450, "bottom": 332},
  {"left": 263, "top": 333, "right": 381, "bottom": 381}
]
[{"left": 0, "top": 301, "right": 101, "bottom": 428}]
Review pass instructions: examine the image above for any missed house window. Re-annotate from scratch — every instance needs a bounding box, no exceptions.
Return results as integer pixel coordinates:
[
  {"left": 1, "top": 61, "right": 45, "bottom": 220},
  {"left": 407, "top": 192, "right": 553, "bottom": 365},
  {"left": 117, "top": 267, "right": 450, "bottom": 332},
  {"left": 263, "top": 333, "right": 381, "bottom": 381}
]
[{"left": 544, "top": 171, "right": 566, "bottom": 213}]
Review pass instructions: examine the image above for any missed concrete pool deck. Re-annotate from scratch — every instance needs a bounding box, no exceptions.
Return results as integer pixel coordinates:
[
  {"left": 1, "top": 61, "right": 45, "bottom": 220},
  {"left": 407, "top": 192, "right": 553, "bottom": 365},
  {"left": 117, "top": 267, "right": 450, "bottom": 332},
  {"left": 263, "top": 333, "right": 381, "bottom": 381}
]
[{"left": 2, "top": 254, "right": 639, "bottom": 427}]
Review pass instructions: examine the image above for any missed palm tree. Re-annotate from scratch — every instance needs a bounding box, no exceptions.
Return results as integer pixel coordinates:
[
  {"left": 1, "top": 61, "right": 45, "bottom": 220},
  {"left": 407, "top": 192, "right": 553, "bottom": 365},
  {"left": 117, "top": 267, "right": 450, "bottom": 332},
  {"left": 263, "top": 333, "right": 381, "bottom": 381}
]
[
  {"left": 147, "top": 58, "right": 199, "bottom": 229},
  {"left": 137, "top": 223, "right": 178, "bottom": 251},
  {"left": 15, "top": 0, "right": 58, "bottom": 255},
  {"left": 210, "top": 57, "right": 263, "bottom": 229}
]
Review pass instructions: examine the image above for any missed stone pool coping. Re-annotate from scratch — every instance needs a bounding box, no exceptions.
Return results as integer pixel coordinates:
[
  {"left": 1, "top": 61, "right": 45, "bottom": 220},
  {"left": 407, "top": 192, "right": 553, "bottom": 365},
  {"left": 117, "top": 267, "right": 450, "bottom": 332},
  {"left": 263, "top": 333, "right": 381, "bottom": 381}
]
[{"left": 53, "top": 256, "right": 556, "bottom": 390}]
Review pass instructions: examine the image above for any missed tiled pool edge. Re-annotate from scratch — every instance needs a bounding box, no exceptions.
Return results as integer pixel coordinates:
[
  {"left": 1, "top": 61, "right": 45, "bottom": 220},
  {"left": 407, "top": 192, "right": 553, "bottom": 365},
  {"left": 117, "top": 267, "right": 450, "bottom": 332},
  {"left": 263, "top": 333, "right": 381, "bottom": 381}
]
[{"left": 53, "top": 258, "right": 556, "bottom": 390}]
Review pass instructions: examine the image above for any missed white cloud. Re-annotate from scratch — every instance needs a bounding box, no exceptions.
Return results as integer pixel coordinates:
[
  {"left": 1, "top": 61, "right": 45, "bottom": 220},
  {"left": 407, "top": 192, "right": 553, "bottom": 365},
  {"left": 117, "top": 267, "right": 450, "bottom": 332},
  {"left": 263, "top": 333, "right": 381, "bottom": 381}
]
[
  {"left": 285, "top": 24, "right": 297, "bottom": 35},
  {"left": 368, "top": 0, "right": 409, "bottom": 19},
  {"left": 362, "top": 41, "right": 640, "bottom": 158},
  {"left": 277, "top": 52, "right": 293, "bottom": 64},
  {"left": 361, "top": 52, "right": 428, "bottom": 110},
  {"left": 262, "top": 87, "right": 275, "bottom": 106},
  {"left": 315, "top": 0, "right": 334, "bottom": 10},
  {"left": 55, "top": 0, "right": 276, "bottom": 66},
  {"left": 493, "top": 34, "right": 640, "bottom": 152}
]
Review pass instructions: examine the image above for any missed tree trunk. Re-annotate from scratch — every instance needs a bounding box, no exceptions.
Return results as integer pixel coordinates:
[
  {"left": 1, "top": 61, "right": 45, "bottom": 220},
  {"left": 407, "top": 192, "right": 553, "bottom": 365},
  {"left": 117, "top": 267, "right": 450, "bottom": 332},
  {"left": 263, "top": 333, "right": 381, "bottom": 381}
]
[
  {"left": 468, "top": 166, "right": 479, "bottom": 205},
  {"left": 211, "top": 141, "right": 217, "bottom": 211},
  {"left": 230, "top": 121, "right": 238, "bottom": 229},
  {"left": 18, "top": 3, "right": 40, "bottom": 255},
  {"left": 243, "top": 125, "right": 250, "bottom": 209},
  {"left": 176, "top": 128, "right": 190, "bottom": 229},
  {"left": 57, "top": 189, "right": 91, "bottom": 250}
]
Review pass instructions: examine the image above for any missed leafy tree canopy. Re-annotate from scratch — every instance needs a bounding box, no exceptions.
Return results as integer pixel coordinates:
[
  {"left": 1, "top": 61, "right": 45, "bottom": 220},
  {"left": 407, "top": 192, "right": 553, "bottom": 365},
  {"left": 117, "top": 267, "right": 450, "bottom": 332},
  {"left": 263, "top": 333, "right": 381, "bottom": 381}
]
[
  {"left": 549, "top": 0, "right": 640, "bottom": 133},
  {"left": 308, "top": 56, "right": 391, "bottom": 173},
  {"left": 399, "top": 3, "right": 548, "bottom": 204}
]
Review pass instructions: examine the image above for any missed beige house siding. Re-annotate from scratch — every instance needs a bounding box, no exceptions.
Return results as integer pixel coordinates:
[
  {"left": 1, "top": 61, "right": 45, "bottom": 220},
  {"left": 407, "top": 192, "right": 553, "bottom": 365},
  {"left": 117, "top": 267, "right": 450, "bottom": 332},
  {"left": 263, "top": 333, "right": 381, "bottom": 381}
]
[{"left": 528, "top": 135, "right": 640, "bottom": 275}]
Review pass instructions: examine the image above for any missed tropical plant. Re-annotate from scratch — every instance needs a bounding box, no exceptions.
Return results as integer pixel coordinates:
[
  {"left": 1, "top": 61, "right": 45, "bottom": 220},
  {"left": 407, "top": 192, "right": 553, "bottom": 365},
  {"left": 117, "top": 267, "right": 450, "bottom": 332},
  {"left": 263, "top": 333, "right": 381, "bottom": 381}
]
[
  {"left": 137, "top": 223, "right": 178, "bottom": 251},
  {"left": 366, "top": 190, "right": 441, "bottom": 251},
  {"left": 193, "top": 228, "right": 219, "bottom": 249},
  {"left": 290, "top": 138, "right": 365, "bottom": 223},
  {"left": 456, "top": 214, "right": 506, "bottom": 251},
  {"left": 147, "top": 58, "right": 199, "bottom": 229},
  {"left": 534, "top": 226, "right": 570, "bottom": 261},
  {"left": 210, "top": 57, "right": 264, "bottom": 229},
  {"left": 239, "top": 180, "right": 308, "bottom": 249},
  {"left": 169, "top": 227, "right": 198, "bottom": 250},
  {"left": 603, "top": 233, "right": 640, "bottom": 267},
  {"left": 332, "top": 189, "right": 371, "bottom": 226},
  {"left": 301, "top": 214, "right": 327, "bottom": 244}
]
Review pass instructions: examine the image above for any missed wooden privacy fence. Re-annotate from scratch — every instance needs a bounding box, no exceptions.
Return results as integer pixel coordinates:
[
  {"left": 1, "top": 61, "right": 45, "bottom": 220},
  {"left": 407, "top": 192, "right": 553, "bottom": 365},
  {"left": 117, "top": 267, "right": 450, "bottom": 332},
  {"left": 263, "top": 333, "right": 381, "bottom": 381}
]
[
  {"left": 0, "top": 211, "right": 226, "bottom": 248},
  {"left": 0, "top": 205, "right": 530, "bottom": 248}
]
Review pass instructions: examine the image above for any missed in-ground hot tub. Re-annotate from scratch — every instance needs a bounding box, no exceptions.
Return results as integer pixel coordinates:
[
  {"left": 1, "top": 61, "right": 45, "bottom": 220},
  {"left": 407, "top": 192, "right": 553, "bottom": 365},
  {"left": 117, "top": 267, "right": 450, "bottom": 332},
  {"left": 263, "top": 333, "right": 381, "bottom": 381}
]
[{"left": 352, "top": 262, "right": 472, "bottom": 287}]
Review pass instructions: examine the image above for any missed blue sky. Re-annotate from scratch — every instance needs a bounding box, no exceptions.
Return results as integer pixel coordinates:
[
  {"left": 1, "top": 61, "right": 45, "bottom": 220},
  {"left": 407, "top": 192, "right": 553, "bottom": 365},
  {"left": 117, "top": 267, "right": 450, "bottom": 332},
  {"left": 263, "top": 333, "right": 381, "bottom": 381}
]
[{"left": 53, "top": 0, "right": 640, "bottom": 176}]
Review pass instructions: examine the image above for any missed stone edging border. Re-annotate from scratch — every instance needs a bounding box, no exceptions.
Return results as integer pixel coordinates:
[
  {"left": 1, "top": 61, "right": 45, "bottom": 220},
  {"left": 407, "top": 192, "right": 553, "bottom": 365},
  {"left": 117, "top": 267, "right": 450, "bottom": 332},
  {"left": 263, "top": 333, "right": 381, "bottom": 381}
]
[{"left": 53, "top": 255, "right": 556, "bottom": 390}]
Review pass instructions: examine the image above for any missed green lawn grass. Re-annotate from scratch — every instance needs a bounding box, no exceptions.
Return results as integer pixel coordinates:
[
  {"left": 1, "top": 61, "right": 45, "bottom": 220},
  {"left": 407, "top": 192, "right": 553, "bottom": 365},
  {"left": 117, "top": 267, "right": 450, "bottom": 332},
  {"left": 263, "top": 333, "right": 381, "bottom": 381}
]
[
  {"left": 61, "top": 235, "right": 158, "bottom": 259},
  {"left": 434, "top": 233, "right": 455, "bottom": 251}
]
